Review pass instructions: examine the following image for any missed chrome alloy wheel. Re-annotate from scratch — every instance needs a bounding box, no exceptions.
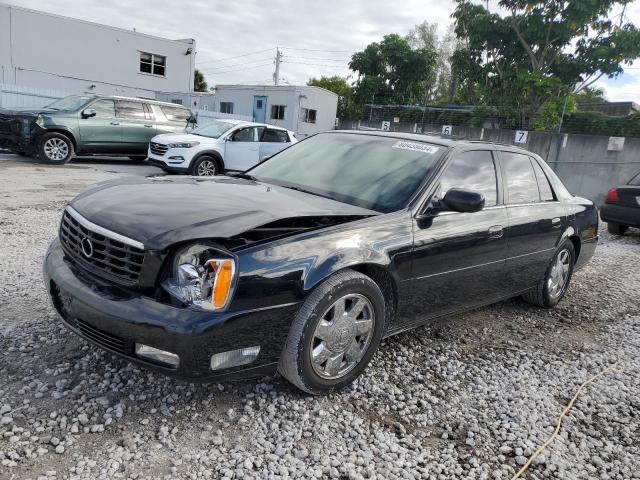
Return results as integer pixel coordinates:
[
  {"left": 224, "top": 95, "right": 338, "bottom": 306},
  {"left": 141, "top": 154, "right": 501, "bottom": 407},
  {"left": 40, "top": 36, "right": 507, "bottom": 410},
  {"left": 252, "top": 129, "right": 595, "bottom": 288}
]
[
  {"left": 548, "top": 249, "right": 571, "bottom": 300},
  {"left": 196, "top": 159, "right": 217, "bottom": 176},
  {"left": 310, "top": 294, "right": 375, "bottom": 380},
  {"left": 43, "top": 138, "right": 69, "bottom": 161}
]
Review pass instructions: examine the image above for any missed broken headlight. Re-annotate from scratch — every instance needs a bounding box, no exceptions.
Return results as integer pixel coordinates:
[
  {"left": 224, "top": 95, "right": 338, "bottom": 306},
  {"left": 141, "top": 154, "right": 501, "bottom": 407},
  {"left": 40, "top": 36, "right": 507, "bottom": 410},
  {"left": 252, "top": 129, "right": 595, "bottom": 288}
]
[{"left": 161, "top": 243, "right": 236, "bottom": 311}]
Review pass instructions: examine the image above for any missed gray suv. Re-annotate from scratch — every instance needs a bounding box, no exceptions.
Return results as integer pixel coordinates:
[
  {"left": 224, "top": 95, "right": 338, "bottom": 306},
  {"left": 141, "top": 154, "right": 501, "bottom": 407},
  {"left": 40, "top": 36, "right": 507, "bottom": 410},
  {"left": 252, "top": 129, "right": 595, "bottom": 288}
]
[{"left": 0, "top": 95, "right": 195, "bottom": 164}]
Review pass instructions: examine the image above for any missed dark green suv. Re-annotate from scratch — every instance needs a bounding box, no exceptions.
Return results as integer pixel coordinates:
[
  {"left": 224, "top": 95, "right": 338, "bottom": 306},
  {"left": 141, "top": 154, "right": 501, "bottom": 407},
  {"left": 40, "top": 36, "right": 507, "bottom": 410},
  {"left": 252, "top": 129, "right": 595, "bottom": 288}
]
[{"left": 0, "top": 95, "right": 195, "bottom": 164}]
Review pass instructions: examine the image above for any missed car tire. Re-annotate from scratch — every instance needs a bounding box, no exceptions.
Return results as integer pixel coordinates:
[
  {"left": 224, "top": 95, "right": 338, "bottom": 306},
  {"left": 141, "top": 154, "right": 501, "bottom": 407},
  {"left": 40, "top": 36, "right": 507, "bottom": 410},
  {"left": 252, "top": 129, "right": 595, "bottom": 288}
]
[
  {"left": 39, "top": 132, "right": 74, "bottom": 164},
  {"left": 607, "top": 222, "right": 628, "bottom": 236},
  {"left": 128, "top": 155, "right": 147, "bottom": 163},
  {"left": 278, "top": 269, "right": 385, "bottom": 395},
  {"left": 522, "top": 241, "right": 575, "bottom": 309},
  {"left": 191, "top": 155, "right": 219, "bottom": 176}
]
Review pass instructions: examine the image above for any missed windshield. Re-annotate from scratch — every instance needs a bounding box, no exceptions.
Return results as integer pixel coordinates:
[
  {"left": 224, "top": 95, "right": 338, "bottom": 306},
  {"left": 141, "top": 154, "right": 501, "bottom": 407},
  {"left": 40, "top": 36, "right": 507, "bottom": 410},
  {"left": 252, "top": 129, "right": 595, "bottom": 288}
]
[
  {"left": 45, "top": 95, "right": 95, "bottom": 111},
  {"left": 249, "top": 133, "right": 444, "bottom": 213},
  {"left": 192, "top": 120, "right": 236, "bottom": 138}
]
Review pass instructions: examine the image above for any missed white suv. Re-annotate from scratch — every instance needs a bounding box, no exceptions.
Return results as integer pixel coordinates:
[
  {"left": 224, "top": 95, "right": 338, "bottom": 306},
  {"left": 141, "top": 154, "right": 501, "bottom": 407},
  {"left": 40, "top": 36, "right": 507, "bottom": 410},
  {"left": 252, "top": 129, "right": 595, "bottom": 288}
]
[{"left": 147, "top": 119, "right": 297, "bottom": 176}]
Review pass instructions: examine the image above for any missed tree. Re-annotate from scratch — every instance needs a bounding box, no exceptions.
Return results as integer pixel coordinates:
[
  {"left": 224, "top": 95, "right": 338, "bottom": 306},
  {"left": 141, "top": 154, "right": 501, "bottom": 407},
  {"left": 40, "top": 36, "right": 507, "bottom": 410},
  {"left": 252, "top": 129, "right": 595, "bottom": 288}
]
[
  {"left": 452, "top": 0, "right": 640, "bottom": 127},
  {"left": 349, "top": 34, "right": 437, "bottom": 107},
  {"left": 308, "top": 76, "right": 360, "bottom": 118},
  {"left": 406, "top": 22, "right": 462, "bottom": 103},
  {"left": 194, "top": 69, "right": 208, "bottom": 92},
  {"left": 573, "top": 87, "right": 607, "bottom": 105}
]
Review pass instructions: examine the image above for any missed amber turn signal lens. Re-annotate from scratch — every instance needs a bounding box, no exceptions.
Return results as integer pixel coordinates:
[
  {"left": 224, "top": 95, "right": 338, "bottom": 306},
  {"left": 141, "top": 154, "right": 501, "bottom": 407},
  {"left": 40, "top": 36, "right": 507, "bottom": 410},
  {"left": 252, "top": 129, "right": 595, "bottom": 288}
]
[{"left": 213, "top": 260, "right": 234, "bottom": 309}]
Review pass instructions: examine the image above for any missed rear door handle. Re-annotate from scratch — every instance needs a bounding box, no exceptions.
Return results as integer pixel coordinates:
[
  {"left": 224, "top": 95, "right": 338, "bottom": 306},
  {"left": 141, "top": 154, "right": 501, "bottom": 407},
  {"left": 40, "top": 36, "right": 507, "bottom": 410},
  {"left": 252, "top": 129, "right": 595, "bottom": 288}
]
[
  {"left": 144, "top": 124, "right": 153, "bottom": 128},
  {"left": 488, "top": 225, "right": 504, "bottom": 239},
  {"left": 110, "top": 122, "right": 119, "bottom": 125}
]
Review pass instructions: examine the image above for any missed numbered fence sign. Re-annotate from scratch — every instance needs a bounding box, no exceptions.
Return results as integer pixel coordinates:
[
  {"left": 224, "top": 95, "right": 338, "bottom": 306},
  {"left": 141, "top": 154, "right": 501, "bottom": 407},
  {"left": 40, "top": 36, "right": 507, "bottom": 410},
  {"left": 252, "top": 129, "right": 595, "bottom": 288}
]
[
  {"left": 515, "top": 130, "right": 529, "bottom": 144},
  {"left": 382, "top": 121, "right": 391, "bottom": 131},
  {"left": 442, "top": 125, "right": 453, "bottom": 135}
]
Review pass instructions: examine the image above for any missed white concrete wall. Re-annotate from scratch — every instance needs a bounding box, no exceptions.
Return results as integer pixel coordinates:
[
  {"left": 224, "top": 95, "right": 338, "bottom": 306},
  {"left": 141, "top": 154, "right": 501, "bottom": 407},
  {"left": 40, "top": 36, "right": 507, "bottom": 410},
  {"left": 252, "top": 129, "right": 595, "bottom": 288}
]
[
  {"left": 213, "top": 85, "right": 338, "bottom": 137},
  {"left": 0, "top": 4, "right": 195, "bottom": 97}
]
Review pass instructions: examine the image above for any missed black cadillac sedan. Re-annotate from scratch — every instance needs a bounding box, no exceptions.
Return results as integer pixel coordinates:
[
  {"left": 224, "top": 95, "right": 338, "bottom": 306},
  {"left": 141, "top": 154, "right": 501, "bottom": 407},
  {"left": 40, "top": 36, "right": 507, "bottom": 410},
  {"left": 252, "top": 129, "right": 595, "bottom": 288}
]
[{"left": 43, "top": 131, "right": 598, "bottom": 394}]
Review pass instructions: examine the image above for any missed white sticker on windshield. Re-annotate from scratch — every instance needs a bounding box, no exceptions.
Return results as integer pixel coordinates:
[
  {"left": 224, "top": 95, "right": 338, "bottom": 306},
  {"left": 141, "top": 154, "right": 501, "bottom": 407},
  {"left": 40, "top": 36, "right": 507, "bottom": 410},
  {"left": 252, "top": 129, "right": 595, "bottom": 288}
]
[{"left": 392, "top": 141, "right": 440, "bottom": 154}]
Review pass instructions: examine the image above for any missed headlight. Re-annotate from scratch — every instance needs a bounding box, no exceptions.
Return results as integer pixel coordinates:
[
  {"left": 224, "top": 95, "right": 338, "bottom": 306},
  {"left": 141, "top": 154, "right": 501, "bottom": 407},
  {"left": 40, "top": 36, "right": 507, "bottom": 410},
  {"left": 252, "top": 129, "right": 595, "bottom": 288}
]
[
  {"left": 161, "top": 243, "right": 236, "bottom": 311},
  {"left": 167, "top": 141, "right": 200, "bottom": 148}
]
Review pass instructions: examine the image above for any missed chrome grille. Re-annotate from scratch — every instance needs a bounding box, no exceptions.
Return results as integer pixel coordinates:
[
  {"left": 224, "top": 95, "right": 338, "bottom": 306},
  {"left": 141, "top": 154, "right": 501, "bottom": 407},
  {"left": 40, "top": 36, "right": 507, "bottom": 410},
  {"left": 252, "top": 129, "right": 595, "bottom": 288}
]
[
  {"left": 150, "top": 142, "right": 169, "bottom": 156},
  {"left": 59, "top": 208, "right": 145, "bottom": 285}
]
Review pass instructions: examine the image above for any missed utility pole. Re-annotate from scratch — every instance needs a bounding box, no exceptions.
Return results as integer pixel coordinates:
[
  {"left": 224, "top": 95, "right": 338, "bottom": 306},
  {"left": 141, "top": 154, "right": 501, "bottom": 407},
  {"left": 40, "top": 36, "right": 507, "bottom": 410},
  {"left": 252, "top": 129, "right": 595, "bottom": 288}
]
[{"left": 273, "top": 47, "right": 282, "bottom": 86}]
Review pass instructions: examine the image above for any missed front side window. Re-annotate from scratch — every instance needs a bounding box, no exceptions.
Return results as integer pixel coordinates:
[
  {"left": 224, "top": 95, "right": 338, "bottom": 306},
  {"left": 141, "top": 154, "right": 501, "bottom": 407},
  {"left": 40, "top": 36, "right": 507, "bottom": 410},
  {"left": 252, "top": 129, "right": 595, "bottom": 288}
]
[
  {"left": 302, "top": 108, "right": 317, "bottom": 124},
  {"left": 249, "top": 133, "right": 444, "bottom": 213},
  {"left": 531, "top": 159, "right": 556, "bottom": 202},
  {"left": 89, "top": 99, "right": 115, "bottom": 117},
  {"left": 271, "top": 105, "right": 285, "bottom": 120},
  {"left": 220, "top": 102, "right": 234, "bottom": 114},
  {"left": 232, "top": 127, "right": 257, "bottom": 142},
  {"left": 437, "top": 150, "right": 498, "bottom": 206},
  {"left": 628, "top": 172, "right": 640, "bottom": 186},
  {"left": 116, "top": 101, "right": 146, "bottom": 119},
  {"left": 502, "top": 152, "right": 540, "bottom": 204},
  {"left": 261, "top": 129, "right": 289, "bottom": 143},
  {"left": 140, "top": 52, "right": 166, "bottom": 76}
]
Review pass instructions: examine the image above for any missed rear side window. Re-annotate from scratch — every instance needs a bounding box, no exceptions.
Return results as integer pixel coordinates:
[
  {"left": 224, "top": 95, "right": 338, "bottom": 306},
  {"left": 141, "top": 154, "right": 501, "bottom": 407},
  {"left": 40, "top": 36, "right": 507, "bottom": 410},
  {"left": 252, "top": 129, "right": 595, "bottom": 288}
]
[
  {"left": 502, "top": 152, "right": 540, "bottom": 204},
  {"left": 531, "top": 159, "right": 555, "bottom": 201},
  {"left": 438, "top": 150, "right": 498, "bottom": 206},
  {"left": 161, "top": 105, "right": 191, "bottom": 122},
  {"left": 116, "top": 101, "right": 146, "bottom": 119},
  {"left": 629, "top": 173, "right": 640, "bottom": 186},
  {"left": 262, "top": 129, "right": 289, "bottom": 143},
  {"left": 89, "top": 99, "right": 115, "bottom": 117}
]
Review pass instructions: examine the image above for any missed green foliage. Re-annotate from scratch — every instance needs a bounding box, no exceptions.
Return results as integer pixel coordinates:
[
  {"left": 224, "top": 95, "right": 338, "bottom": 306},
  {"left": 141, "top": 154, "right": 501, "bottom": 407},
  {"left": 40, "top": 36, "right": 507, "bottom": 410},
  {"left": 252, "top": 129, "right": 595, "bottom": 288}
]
[
  {"left": 452, "top": 0, "right": 640, "bottom": 123},
  {"left": 561, "top": 110, "right": 640, "bottom": 136},
  {"left": 573, "top": 87, "right": 607, "bottom": 105},
  {"left": 349, "top": 34, "right": 437, "bottom": 106},
  {"left": 194, "top": 69, "right": 208, "bottom": 92},
  {"left": 307, "top": 76, "right": 360, "bottom": 119}
]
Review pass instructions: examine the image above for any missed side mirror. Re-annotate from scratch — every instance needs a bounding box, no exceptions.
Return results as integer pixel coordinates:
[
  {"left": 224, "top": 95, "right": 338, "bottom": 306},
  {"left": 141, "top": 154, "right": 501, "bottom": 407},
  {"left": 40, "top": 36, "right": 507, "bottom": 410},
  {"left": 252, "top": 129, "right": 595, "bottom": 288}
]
[
  {"left": 442, "top": 188, "right": 485, "bottom": 213},
  {"left": 81, "top": 108, "right": 97, "bottom": 119}
]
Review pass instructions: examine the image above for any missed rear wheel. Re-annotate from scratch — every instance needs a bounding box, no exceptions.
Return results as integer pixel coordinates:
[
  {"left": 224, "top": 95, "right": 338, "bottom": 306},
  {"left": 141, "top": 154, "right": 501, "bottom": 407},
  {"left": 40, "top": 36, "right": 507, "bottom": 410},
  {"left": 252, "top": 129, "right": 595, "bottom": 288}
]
[
  {"left": 607, "top": 222, "right": 628, "bottom": 236},
  {"left": 522, "top": 241, "right": 575, "bottom": 309},
  {"left": 278, "top": 270, "right": 385, "bottom": 395},
  {"left": 39, "top": 132, "right": 74, "bottom": 164},
  {"left": 191, "top": 155, "right": 219, "bottom": 176}
]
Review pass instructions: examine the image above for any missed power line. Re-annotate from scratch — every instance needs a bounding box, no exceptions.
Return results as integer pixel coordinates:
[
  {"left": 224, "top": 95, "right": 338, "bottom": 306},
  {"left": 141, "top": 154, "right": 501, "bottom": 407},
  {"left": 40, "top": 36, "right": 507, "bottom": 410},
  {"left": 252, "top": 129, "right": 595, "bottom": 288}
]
[
  {"left": 283, "top": 61, "right": 349, "bottom": 68},
  {"left": 198, "top": 58, "right": 274, "bottom": 72},
  {"left": 200, "top": 62, "right": 274, "bottom": 75},
  {"left": 283, "top": 55, "right": 352, "bottom": 62},
  {"left": 280, "top": 46, "right": 356, "bottom": 53},
  {"left": 196, "top": 48, "right": 275, "bottom": 65}
]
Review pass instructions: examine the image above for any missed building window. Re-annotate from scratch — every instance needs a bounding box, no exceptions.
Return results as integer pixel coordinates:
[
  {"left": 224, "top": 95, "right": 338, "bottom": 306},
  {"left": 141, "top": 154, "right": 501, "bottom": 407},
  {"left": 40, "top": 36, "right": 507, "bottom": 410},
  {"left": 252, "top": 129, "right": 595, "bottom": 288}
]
[
  {"left": 170, "top": 99, "right": 183, "bottom": 105},
  {"left": 271, "top": 105, "right": 285, "bottom": 120},
  {"left": 220, "top": 102, "right": 234, "bottom": 114},
  {"left": 140, "top": 52, "right": 166, "bottom": 76},
  {"left": 302, "top": 108, "right": 317, "bottom": 124}
]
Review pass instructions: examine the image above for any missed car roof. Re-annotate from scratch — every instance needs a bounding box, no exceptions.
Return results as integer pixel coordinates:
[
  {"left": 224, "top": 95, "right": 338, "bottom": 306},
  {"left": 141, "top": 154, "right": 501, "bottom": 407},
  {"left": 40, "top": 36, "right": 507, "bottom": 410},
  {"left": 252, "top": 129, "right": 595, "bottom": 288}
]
[
  {"left": 330, "top": 130, "right": 537, "bottom": 156},
  {"left": 85, "top": 94, "right": 192, "bottom": 109},
  {"left": 213, "top": 119, "right": 289, "bottom": 131}
]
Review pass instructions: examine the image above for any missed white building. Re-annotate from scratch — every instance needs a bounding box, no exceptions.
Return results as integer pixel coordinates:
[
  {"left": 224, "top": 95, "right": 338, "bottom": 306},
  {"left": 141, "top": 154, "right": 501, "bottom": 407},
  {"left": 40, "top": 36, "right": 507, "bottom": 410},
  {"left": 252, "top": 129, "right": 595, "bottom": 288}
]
[
  {"left": 0, "top": 3, "right": 195, "bottom": 99},
  {"left": 213, "top": 85, "right": 339, "bottom": 137}
]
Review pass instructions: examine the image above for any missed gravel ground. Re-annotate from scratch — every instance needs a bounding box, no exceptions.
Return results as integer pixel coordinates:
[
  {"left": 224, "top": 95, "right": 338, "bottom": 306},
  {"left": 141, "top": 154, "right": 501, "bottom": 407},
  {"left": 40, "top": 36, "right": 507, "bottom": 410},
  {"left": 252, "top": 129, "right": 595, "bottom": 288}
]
[{"left": 1, "top": 154, "right": 639, "bottom": 480}]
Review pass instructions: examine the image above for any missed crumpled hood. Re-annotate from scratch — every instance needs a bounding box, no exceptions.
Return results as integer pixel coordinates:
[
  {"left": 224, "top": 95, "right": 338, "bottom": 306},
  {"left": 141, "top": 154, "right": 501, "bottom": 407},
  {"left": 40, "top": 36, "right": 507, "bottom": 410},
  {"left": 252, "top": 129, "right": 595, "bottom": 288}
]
[{"left": 69, "top": 176, "right": 377, "bottom": 250}]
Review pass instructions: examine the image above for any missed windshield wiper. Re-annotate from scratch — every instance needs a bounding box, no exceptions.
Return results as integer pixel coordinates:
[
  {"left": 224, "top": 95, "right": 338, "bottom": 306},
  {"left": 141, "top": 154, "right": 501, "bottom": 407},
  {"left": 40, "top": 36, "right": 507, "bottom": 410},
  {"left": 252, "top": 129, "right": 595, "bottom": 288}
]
[
  {"left": 234, "top": 173, "right": 256, "bottom": 181},
  {"left": 279, "top": 184, "right": 335, "bottom": 201}
]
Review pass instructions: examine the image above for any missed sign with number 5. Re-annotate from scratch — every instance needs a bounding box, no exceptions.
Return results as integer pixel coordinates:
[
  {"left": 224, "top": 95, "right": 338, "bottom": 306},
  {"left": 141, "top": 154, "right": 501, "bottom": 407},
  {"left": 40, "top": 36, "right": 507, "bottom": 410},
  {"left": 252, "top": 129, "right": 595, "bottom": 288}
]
[{"left": 515, "top": 130, "right": 528, "bottom": 144}]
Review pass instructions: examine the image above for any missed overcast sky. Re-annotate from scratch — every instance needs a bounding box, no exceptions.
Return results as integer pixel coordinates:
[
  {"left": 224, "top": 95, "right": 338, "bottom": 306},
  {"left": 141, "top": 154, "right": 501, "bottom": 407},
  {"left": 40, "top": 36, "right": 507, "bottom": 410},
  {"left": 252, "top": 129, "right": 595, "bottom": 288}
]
[{"left": 10, "top": 0, "right": 640, "bottom": 101}]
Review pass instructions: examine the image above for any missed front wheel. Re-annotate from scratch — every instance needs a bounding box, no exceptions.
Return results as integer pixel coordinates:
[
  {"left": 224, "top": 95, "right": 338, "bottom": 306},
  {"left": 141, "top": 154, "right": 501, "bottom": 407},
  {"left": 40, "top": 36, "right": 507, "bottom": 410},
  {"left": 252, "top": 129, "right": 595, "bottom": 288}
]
[
  {"left": 278, "top": 270, "right": 385, "bottom": 395},
  {"left": 522, "top": 241, "right": 575, "bottom": 309},
  {"left": 191, "top": 155, "right": 219, "bottom": 176},
  {"left": 39, "top": 132, "right": 74, "bottom": 164},
  {"left": 607, "top": 222, "right": 628, "bottom": 236}
]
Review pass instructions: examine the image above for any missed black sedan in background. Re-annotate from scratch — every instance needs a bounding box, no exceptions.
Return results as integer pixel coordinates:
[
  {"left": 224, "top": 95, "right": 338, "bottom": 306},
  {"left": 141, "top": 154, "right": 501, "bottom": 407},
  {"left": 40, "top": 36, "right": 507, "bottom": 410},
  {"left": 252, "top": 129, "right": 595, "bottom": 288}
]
[
  {"left": 600, "top": 172, "right": 640, "bottom": 235},
  {"left": 43, "top": 131, "right": 598, "bottom": 394}
]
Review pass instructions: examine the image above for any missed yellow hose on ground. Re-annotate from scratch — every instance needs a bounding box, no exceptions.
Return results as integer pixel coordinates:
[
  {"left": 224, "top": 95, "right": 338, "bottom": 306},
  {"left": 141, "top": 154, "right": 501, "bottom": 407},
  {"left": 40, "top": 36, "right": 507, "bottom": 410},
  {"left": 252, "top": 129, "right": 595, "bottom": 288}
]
[{"left": 510, "top": 363, "right": 620, "bottom": 480}]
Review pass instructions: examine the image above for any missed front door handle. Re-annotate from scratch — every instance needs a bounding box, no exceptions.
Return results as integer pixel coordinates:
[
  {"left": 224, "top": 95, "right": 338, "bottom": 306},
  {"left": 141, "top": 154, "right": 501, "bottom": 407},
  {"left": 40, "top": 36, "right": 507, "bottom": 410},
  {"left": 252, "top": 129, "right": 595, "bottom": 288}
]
[
  {"left": 110, "top": 122, "right": 120, "bottom": 125},
  {"left": 552, "top": 217, "right": 561, "bottom": 227},
  {"left": 144, "top": 124, "right": 153, "bottom": 128},
  {"left": 488, "top": 225, "right": 504, "bottom": 239}
]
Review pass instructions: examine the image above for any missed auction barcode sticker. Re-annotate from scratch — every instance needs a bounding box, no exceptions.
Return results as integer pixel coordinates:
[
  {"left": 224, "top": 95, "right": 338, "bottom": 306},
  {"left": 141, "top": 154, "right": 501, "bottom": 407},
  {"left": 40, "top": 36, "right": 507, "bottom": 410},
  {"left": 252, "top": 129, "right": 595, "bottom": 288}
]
[{"left": 392, "top": 141, "right": 440, "bottom": 154}]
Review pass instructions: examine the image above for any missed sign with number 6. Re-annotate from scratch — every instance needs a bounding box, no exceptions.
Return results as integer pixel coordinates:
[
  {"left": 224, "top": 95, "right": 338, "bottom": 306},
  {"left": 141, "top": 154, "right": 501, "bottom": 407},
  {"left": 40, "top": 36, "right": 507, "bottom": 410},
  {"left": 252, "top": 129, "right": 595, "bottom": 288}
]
[{"left": 442, "top": 125, "right": 453, "bottom": 135}]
